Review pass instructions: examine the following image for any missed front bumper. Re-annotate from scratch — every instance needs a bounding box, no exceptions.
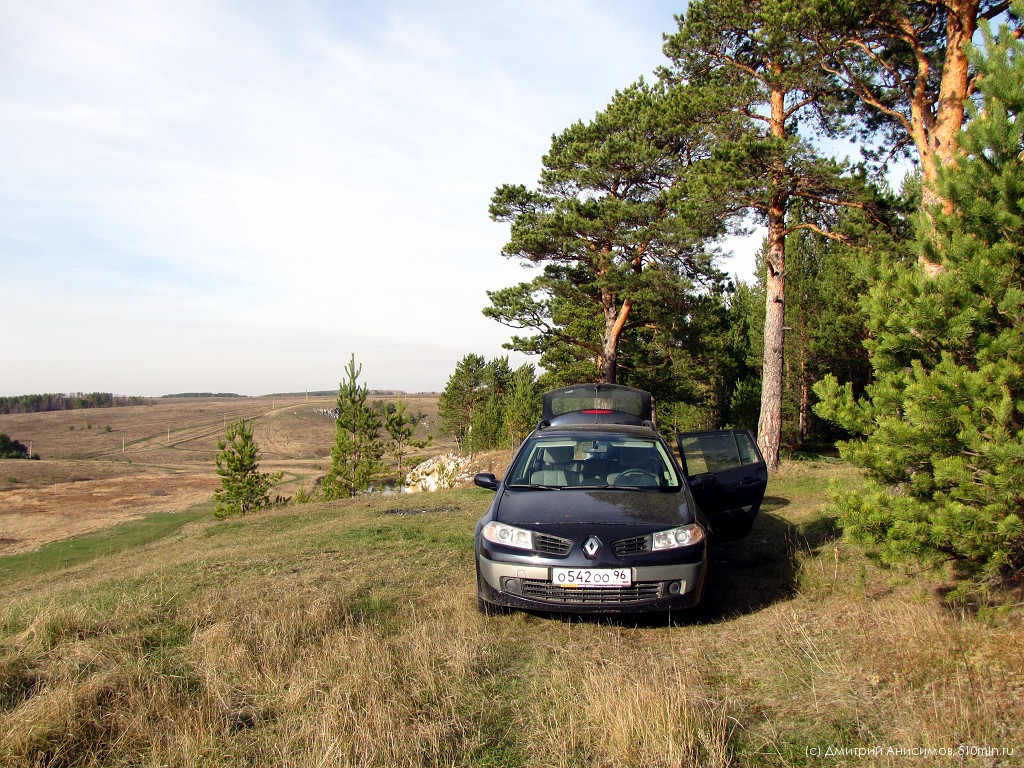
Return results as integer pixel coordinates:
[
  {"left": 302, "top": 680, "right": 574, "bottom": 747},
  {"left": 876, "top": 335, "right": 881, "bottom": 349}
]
[{"left": 477, "top": 554, "right": 707, "bottom": 614}]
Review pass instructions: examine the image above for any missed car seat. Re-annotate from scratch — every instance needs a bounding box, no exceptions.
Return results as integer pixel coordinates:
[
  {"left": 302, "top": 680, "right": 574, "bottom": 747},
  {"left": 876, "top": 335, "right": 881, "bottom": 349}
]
[{"left": 531, "top": 445, "right": 576, "bottom": 486}]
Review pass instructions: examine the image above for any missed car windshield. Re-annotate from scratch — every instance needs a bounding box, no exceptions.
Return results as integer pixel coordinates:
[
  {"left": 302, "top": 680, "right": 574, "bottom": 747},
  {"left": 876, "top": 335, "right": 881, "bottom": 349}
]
[{"left": 507, "top": 434, "right": 681, "bottom": 490}]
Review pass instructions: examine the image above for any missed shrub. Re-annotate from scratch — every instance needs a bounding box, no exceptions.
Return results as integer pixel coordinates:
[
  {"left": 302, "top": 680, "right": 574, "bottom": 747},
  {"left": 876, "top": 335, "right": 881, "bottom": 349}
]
[{"left": 0, "top": 434, "right": 32, "bottom": 459}]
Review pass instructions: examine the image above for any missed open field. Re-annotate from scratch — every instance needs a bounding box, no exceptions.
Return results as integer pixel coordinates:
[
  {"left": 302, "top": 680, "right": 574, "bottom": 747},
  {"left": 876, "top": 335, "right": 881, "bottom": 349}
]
[
  {"left": 0, "top": 395, "right": 448, "bottom": 555},
  {"left": 1, "top": 455, "right": 1022, "bottom": 767},
  {"left": 1, "top": 401, "right": 1022, "bottom": 766}
]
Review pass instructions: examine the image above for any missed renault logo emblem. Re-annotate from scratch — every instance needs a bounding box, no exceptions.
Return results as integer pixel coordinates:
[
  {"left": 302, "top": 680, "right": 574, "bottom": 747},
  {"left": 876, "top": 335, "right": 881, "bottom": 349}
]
[{"left": 583, "top": 536, "right": 602, "bottom": 559}]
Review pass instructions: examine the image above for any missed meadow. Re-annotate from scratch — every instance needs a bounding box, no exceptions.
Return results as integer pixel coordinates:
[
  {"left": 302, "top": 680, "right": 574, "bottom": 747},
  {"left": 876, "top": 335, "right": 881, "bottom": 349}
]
[
  {"left": 0, "top": 400, "right": 1021, "bottom": 767},
  {"left": 0, "top": 394, "right": 444, "bottom": 556}
]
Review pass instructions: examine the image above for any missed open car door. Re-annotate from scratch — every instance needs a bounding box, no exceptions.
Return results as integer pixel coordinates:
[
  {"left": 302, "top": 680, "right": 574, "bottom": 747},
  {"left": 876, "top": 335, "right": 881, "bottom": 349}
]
[{"left": 676, "top": 430, "right": 767, "bottom": 543}]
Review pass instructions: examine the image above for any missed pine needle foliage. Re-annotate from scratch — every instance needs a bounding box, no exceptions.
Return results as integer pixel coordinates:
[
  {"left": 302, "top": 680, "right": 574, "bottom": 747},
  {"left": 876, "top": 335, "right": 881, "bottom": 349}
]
[
  {"left": 385, "top": 396, "right": 431, "bottom": 486},
  {"left": 323, "top": 355, "right": 385, "bottom": 499},
  {"left": 814, "top": 9, "right": 1024, "bottom": 596},
  {"left": 439, "top": 355, "right": 541, "bottom": 454},
  {"left": 213, "top": 418, "right": 281, "bottom": 519}
]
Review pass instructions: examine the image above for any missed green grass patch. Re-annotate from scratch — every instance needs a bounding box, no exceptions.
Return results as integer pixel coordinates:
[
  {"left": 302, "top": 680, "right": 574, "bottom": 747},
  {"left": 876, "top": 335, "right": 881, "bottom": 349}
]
[{"left": 0, "top": 502, "right": 213, "bottom": 582}]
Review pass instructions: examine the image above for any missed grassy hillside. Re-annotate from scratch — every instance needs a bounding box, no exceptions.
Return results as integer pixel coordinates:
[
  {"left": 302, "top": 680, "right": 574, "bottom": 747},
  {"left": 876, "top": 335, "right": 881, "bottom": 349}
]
[
  {"left": 1, "top": 462, "right": 1021, "bottom": 767},
  {"left": 0, "top": 395, "right": 446, "bottom": 556}
]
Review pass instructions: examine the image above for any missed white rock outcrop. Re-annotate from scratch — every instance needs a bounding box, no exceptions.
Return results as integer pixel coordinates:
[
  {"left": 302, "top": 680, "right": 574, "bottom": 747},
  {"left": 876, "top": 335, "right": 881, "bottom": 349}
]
[{"left": 403, "top": 453, "right": 474, "bottom": 493}]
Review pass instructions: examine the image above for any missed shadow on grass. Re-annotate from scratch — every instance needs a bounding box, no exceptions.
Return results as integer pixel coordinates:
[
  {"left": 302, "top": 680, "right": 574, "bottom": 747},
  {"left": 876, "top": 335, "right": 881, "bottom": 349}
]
[
  {"left": 703, "top": 499, "right": 845, "bottom": 622},
  {"left": 795, "top": 513, "right": 843, "bottom": 552},
  {"left": 701, "top": 511, "right": 799, "bottom": 621},
  {"left": 525, "top": 498, "right": 846, "bottom": 629},
  {"left": 577, "top": 511, "right": 810, "bottom": 628},
  {"left": 762, "top": 495, "right": 791, "bottom": 511}
]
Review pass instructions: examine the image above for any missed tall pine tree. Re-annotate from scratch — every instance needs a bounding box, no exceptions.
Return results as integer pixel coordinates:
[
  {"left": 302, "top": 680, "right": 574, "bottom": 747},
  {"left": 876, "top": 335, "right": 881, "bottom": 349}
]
[
  {"left": 814, "top": 9, "right": 1024, "bottom": 593},
  {"left": 812, "top": 0, "right": 1015, "bottom": 213},
  {"left": 487, "top": 80, "right": 723, "bottom": 385},
  {"left": 663, "top": 0, "right": 879, "bottom": 470}
]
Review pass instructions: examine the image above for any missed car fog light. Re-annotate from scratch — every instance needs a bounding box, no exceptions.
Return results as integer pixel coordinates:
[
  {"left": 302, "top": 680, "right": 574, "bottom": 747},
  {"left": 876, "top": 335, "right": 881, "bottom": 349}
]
[{"left": 668, "top": 581, "right": 681, "bottom": 595}]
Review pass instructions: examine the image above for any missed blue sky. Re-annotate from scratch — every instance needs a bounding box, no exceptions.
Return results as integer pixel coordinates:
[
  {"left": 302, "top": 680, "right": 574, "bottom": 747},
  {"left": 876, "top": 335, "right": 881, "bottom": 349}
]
[{"left": 1, "top": 0, "right": 758, "bottom": 396}]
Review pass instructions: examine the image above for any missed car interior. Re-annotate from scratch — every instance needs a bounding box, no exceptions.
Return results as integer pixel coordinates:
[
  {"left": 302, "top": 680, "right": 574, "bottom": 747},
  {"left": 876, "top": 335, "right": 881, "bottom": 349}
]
[{"left": 513, "top": 439, "right": 676, "bottom": 489}]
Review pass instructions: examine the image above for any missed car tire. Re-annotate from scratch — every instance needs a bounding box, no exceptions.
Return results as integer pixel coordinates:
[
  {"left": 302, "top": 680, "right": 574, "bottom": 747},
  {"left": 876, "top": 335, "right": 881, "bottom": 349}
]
[
  {"left": 476, "top": 564, "right": 506, "bottom": 615},
  {"left": 477, "top": 594, "right": 501, "bottom": 615},
  {"left": 689, "top": 554, "right": 713, "bottom": 621}
]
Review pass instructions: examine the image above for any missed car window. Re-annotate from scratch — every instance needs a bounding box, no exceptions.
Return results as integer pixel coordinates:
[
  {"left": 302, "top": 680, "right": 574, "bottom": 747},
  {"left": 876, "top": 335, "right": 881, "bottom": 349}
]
[
  {"left": 547, "top": 389, "right": 646, "bottom": 418},
  {"left": 508, "top": 435, "right": 680, "bottom": 489},
  {"left": 677, "top": 431, "right": 762, "bottom": 476}
]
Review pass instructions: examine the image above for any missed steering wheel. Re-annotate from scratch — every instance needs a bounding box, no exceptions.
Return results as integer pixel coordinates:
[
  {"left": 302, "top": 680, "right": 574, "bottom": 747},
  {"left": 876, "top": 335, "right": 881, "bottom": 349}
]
[{"left": 613, "top": 468, "right": 660, "bottom": 487}]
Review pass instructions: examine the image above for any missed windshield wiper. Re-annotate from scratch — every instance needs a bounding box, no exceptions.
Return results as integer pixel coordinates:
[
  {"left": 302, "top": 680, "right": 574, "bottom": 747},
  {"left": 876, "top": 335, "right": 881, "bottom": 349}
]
[{"left": 509, "top": 483, "right": 562, "bottom": 490}]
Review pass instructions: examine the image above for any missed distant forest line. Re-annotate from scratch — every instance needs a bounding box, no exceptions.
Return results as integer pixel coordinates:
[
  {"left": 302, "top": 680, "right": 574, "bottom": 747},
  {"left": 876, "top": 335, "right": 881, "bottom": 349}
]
[
  {"left": 164, "top": 390, "right": 417, "bottom": 399},
  {"left": 0, "top": 390, "right": 436, "bottom": 415},
  {"left": 0, "top": 393, "right": 151, "bottom": 415},
  {"left": 161, "top": 393, "right": 247, "bottom": 399}
]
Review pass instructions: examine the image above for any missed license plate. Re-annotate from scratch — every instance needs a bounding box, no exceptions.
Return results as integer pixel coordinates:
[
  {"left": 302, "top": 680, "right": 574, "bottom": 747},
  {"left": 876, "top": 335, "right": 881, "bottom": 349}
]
[{"left": 551, "top": 567, "right": 631, "bottom": 587}]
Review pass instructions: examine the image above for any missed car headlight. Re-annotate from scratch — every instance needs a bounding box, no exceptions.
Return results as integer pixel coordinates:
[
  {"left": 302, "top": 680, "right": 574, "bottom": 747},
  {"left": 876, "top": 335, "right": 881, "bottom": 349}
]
[
  {"left": 482, "top": 521, "right": 534, "bottom": 550},
  {"left": 652, "top": 524, "right": 705, "bottom": 550}
]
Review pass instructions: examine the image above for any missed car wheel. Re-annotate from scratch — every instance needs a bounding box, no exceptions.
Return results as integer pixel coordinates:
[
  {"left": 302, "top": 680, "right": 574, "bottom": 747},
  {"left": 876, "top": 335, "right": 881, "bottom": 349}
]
[
  {"left": 689, "top": 555, "right": 713, "bottom": 621},
  {"left": 477, "top": 594, "right": 501, "bottom": 615}
]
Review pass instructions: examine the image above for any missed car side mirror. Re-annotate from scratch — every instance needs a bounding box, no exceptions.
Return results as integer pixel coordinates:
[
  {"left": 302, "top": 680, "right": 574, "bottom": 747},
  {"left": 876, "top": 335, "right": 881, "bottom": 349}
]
[{"left": 474, "top": 472, "right": 499, "bottom": 491}]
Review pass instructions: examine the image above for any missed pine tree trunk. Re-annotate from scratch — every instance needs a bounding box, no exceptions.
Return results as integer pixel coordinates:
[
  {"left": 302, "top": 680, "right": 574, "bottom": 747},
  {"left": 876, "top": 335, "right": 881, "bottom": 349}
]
[
  {"left": 598, "top": 292, "right": 632, "bottom": 384},
  {"left": 599, "top": 342, "right": 617, "bottom": 384},
  {"left": 797, "top": 320, "right": 810, "bottom": 443},
  {"left": 799, "top": 359, "right": 810, "bottom": 443},
  {"left": 758, "top": 211, "right": 786, "bottom": 473},
  {"left": 757, "top": 79, "right": 787, "bottom": 473},
  {"left": 907, "top": 0, "right": 979, "bottom": 253}
]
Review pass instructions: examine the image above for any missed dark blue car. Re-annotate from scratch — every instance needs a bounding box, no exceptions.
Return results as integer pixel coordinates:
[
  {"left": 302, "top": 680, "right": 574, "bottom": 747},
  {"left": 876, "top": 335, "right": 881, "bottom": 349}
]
[{"left": 473, "top": 384, "right": 766, "bottom": 615}]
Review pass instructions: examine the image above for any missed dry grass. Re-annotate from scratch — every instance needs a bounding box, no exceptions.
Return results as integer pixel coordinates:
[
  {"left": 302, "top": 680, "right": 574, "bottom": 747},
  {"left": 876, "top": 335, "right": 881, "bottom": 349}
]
[
  {"left": 0, "top": 395, "right": 448, "bottom": 555},
  {"left": 1, "top": 461, "right": 1022, "bottom": 767},
  {"left": 0, "top": 394, "right": 445, "bottom": 476}
]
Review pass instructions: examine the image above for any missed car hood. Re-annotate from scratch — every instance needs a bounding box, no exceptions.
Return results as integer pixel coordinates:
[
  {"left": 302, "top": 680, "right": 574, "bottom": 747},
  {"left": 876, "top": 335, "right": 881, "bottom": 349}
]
[{"left": 494, "top": 487, "right": 693, "bottom": 527}]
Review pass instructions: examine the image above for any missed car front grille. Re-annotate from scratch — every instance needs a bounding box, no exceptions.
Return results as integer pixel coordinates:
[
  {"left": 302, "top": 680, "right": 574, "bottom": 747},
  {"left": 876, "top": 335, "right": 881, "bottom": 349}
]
[
  {"left": 612, "top": 535, "right": 648, "bottom": 556},
  {"left": 520, "top": 580, "right": 662, "bottom": 604},
  {"left": 533, "top": 532, "right": 573, "bottom": 557}
]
